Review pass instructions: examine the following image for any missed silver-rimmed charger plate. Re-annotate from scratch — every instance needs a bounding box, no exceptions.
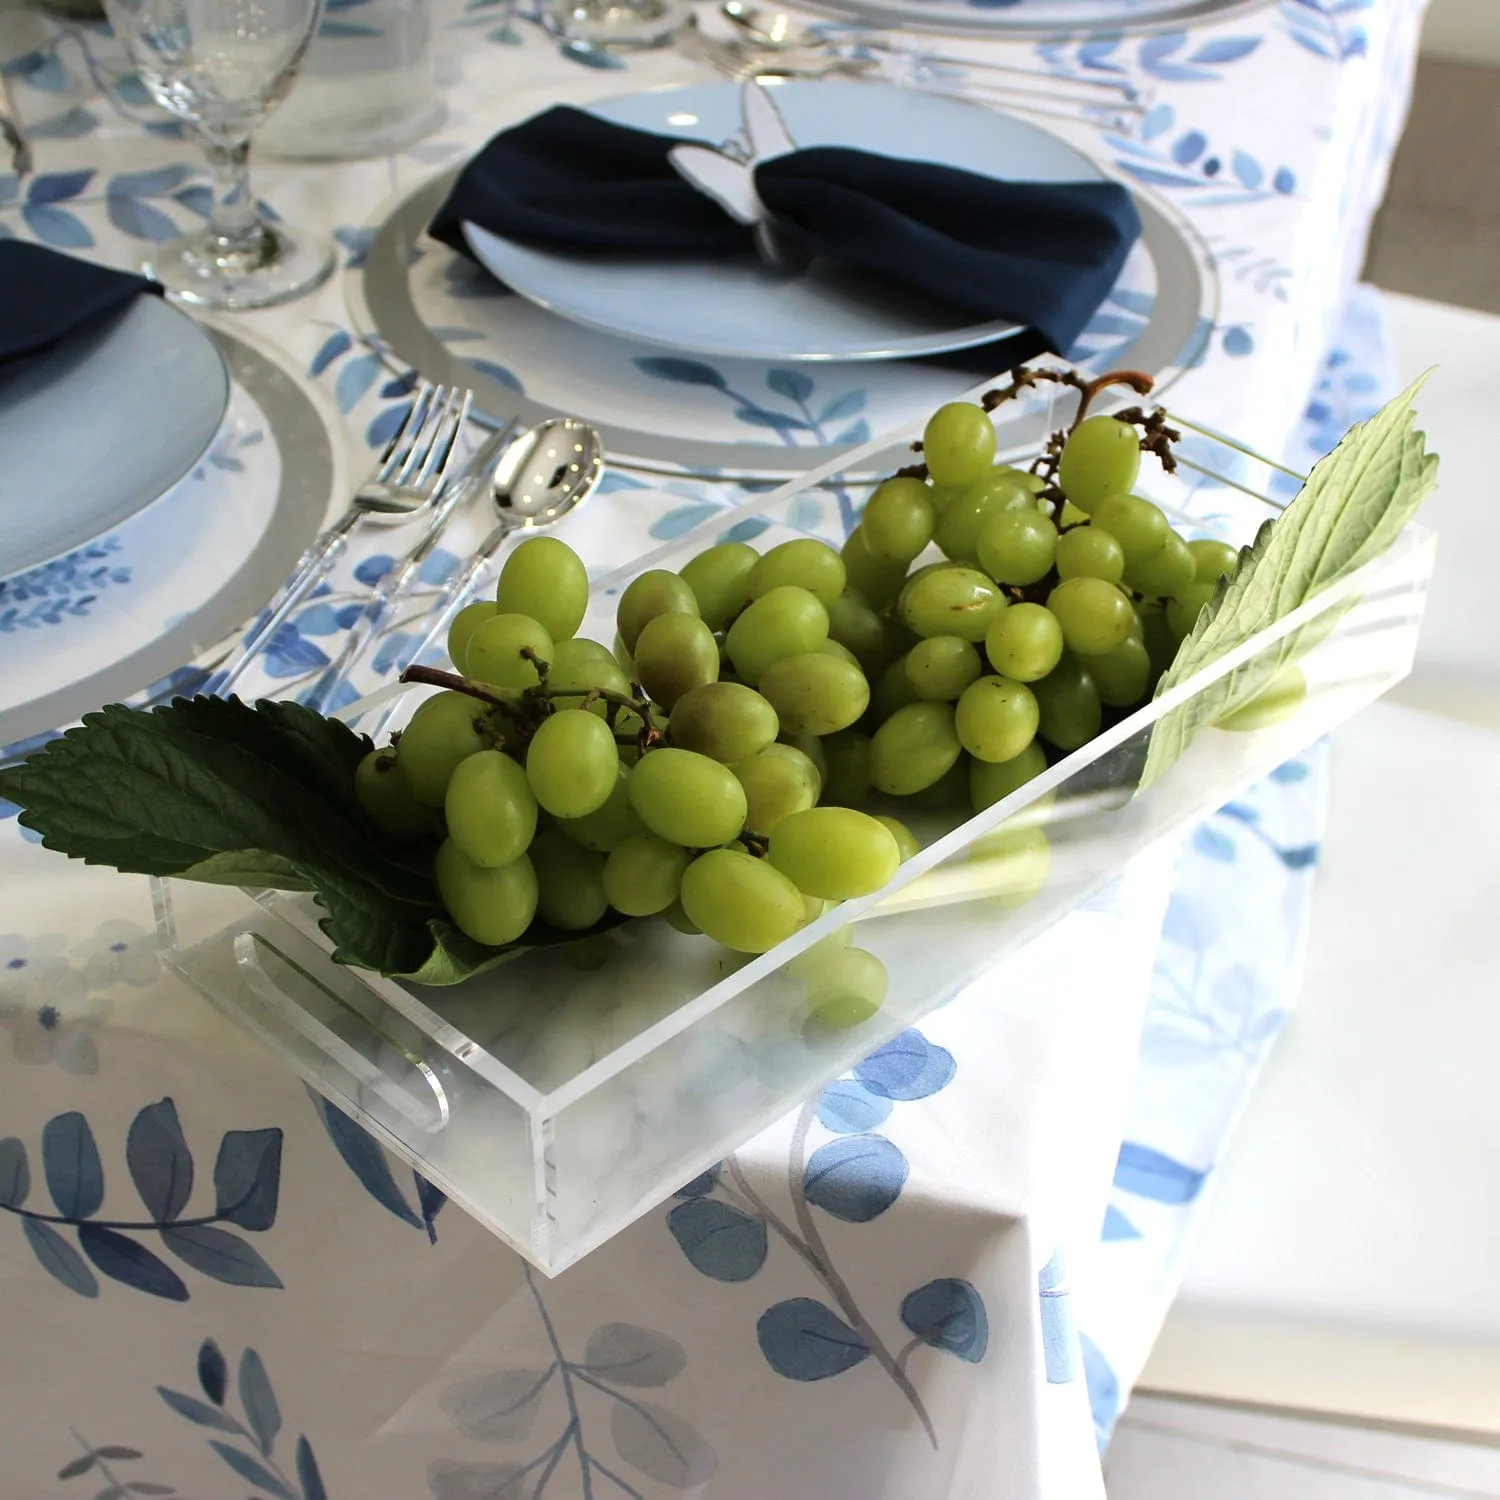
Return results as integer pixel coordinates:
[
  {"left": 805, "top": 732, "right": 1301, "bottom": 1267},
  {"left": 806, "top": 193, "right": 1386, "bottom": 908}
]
[
  {"left": 797, "top": 0, "right": 1275, "bottom": 38},
  {"left": 349, "top": 94, "right": 1218, "bottom": 478},
  {"left": 0, "top": 326, "right": 338, "bottom": 750}
]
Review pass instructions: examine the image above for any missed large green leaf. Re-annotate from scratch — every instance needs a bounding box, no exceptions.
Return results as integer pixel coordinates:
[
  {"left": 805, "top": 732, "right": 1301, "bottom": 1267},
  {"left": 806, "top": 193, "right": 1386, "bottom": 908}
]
[{"left": 1140, "top": 377, "right": 1438, "bottom": 786}]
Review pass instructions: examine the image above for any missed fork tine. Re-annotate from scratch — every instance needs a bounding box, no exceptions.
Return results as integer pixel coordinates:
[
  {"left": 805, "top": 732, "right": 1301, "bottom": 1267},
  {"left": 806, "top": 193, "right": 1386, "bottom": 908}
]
[
  {"left": 414, "top": 389, "right": 474, "bottom": 493},
  {"left": 379, "top": 381, "right": 438, "bottom": 482},
  {"left": 392, "top": 384, "right": 451, "bottom": 486}
]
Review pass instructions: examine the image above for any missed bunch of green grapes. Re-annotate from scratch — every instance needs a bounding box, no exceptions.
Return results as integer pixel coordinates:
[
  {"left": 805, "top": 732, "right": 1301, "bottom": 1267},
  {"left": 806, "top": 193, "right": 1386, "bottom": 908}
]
[{"left": 351, "top": 395, "right": 1229, "bottom": 1014}]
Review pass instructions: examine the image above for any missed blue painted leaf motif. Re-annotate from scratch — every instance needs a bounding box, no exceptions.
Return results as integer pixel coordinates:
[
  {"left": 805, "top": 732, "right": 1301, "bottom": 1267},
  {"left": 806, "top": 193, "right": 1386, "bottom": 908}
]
[
  {"left": 557, "top": 37, "right": 625, "bottom": 66},
  {"left": 1231, "top": 151, "right": 1263, "bottom": 189},
  {"left": 1171, "top": 130, "right": 1207, "bottom": 166},
  {"left": 207, "top": 1441, "right": 297, "bottom": 1500},
  {"left": 1138, "top": 32, "right": 1184, "bottom": 64},
  {"left": 1112, "top": 1143, "right": 1207, "bottom": 1204},
  {"left": 291, "top": 603, "right": 343, "bottom": 637},
  {"left": 108, "top": 165, "right": 193, "bottom": 197},
  {"left": 667, "top": 1198, "right": 767, "bottom": 1281},
  {"left": 107, "top": 196, "right": 178, "bottom": 242},
  {"left": 835, "top": 418, "right": 870, "bottom": 446},
  {"left": 198, "top": 1338, "right": 228, "bottom": 1405},
  {"left": 309, "top": 1095, "right": 423, "bottom": 1226},
  {"left": 466, "top": 358, "right": 523, "bottom": 393},
  {"left": 78, "top": 1224, "right": 189, "bottom": 1300},
  {"left": 1080, "top": 1332, "right": 1120, "bottom": 1445},
  {"left": 22, "top": 1217, "right": 98, "bottom": 1296},
  {"left": 899, "top": 1278, "right": 988, "bottom": 1362},
  {"left": 734, "top": 407, "right": 812, "bottom": 432},
  {"left": 22, "top": 203, "right": 93, "bottom": 248},
  {"left": 719, "top": 517, "right": 770, "bottom": 544},
  {"left": 415, "top": 1174, "right": 446, "bottom": 1242},
  {"left": 609, "top": 1399, "right": 717, "bottom": 1487},
  {"left": 157, "top": 1387, "right": 240, "bottom": 1432},
  {"left": 1223, "top": 325, "right": 1254, "bottom": 357},
  {"left": 756, "top": 1298, "right": 869, "bottom": 1380},
  {"left": 1141, "top": 102, "right": 1175, "bottom": 141},
  {"left": 583, "top": 1323, "right": 687, "bottom": 1387},
  {"left": 441, "top": 1369, "right": 553, "bottom": 1442},
  {"left": 633, "top": 356, "right": 728, "bottom": 389},
  {"left": 1280, "top": 844, "right": 1319, "bottom": 870},
  {"left": 0, "top": 1136, "right": 28, "bottom": 1206},
  {"left": 816, "top": 1079, "right": 893, "bottom": 1135},
  {"left": 161, "top": 1226, "right": 282, "bottom": 1288},
  {"left": 214, "top": 1127, "right": 282, "bottom": 1230},
  {"left": 30, "top": 105, "right": 99, "bottom": 139},
  {"left": 650, "top": 504, "right": 722, "bottom": 541},
  {"left": 1190, "top": 36, "right": 1260, "bottom": 64},
  {"left": 173, "top": 184, "right": 213, "bottom": 218},
  {"left": 1193, "top": 824, "right": 1236, "bottom": 862},
  {"left": 27, "top": 169, "right": 94, "bottom": 203},
  {"left": 43, "top": 1111, "right": 103, "bottom": 1219},
  {"left": 1270, "top": 758, "right": 1309, "bottom": 784},
  {"left": 353, "top": 553, "right": 395, "bottom": 587},
  {"left": 854, "top": 1029, "right": 956, "bottom": 1101},
  {"left": 818, "top": 389, "right": 865, "bottom": 425},
  {"left": 238, "top": 1347, "right": 282, "bottom": 1454},
  {"left": 802, "top": 1135, "right": 907, "bottom": 1222},
  {"left": 126, "top": 1098, "right": 194, "bottom": 1221},
  {"left": 367, "top": 401, "right": 413, "bottom": 449},
  {"left": 766, "top": 368, "right": 814, "bottom": 403},
  {"left": 297, "top": 1435, "right": 328, "bottom": 1500},
  {"left": 1274, "top": 166, "right": 1297, "bottom": 194},
  {"left": 428, "top": 1459, "right": 530, "bottom": 1499},
  {"left": 309, "top": 329, "right": 352, "bottom": 377},
  {"left": 674, "top": 1164, "right": 721, "bottom": 1198},
  {"left": 1101, "top": 1205, "right": 1142, "bottom": 1241},
  {"left": 56, "top": 1453, "right": 97, "bottom": 1478},
  {"left": 336, "top": 352, "right": 383, "bottom": 413},
  {"left": 1076, "top": 35, "right": 1123, "bottom": 70},
  {"left": 786, "top": 495, "right": 822, "bottom": 534}
]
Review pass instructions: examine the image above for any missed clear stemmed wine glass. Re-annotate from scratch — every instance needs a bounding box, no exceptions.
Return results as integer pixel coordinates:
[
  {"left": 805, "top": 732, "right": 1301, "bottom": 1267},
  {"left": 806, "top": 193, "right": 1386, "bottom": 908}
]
[{"left": 103, "top": 0, "right": 334, "bottom": 310}]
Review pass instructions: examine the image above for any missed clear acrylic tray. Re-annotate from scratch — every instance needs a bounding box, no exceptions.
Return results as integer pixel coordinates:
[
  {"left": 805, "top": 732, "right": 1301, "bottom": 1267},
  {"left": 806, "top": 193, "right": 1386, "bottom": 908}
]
[{"left": 153, "top": 413, "right": 1436, "bottom": 1274}]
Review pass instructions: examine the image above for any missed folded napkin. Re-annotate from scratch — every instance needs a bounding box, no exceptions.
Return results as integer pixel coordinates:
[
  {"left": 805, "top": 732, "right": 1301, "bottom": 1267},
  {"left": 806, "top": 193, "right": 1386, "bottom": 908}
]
[
  {"left": 0, "top": 241, "right": 161, "bottom": 373},
  {"left": 429, "top": 105, "right": 1141, "bottom": 363}
]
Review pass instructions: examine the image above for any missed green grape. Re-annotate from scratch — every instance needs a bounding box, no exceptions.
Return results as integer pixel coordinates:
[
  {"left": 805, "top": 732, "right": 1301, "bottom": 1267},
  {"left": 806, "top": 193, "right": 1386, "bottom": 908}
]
[
  {"left": 1216, "top": 663, "right": 1306, "bottom": 731},
  {"left": 447, "top": 600, "right": 497, "bottom": 675},
  {"left": 977, "top": 509, "right": 1057, "bottom": 586},
  {"left": 733, "top": 744, "right": 821, "bottom": 835},
  {"left": 679, "top": 542, "right": 758, "bottom": 630},
  {"left": 680, "top": 848, "right": 805, "bottom": 953},
  {"left": 466, "top": 613, "right": 554, "bottom": 690},
  {"left": 661, "top": 898, "right": 701, "bottom": 935},
  {"left": 1046, "top": 577, "right": 1135, "bottom": 657},
  {"left": 935, "top": 472, "right": 1032, "bottom": 564},
  {"left": 562, "top": 936, "right": 610, "bottom": 973},
  {"left": 1167, "top": 582, "right": 1217, "bottom": 639},
  {"left": 725, "top": 585, "right": 829, "bottom": 684},
  {"left": 1139, "top": 602, "right": 1180, "bottom": 675},
  {"left": 905, "top": 635, "right": 982, "bottom": 701},
  {"left": 748, "top": 538, "right": 846, "bottom": 606},
  {"left": 1091, "top": 494, "right": 1169, "bottom": 563},
  {"left": 818, "top": 638, "right": 862, "bottom": 669},
  {"left": 874, "top": 814, "right": 920, "bottom": 862},
  {"left": 629, "top": 747, "right": 748, "bottom": 848},
  {"left": 634, "top": 611, "right": 719, "bottom": 710},
  {"left": 970, "top": 741, "right": 1048, "bottom": 813},
  {"left": 613, "top": 633, "right": 635, "bottom": 675},
  {"left": 922, "top": 401, "right": 997, "bottom": 489},
  {"left": 1056, "top": 414, "right": 1140, "bottom": 512},
  {"left": 355, "top": 749, "right": 431, "bottom": 839},
  {"left": 556, "top": 764, "right": 645, "bottom": 852},
  {"left": 841, "top": 527, "right": 907, "bottom": 612},
  {"left": 860, "top": 477, "right": 936, "bottom": 564},
  {"left": 785, "top": 923, "right": 853, "bottom": 980},
  {"left": 1055, "top": 525, "right": 1126, "bottom": 583},
  {"left": 768, "top": 806, "right": 901, "bottom": 899},
  {"left": 603, "top": 832, "right": 692, "bottom": 916},
  {"left": 1089, "top": 636, "right": 1153, "bottom": 707},
  {"left": 954, "top": 676, "right": 1039, "bottom": 763},
  {"left": 617, "top": 569, "right": 698, "bottom": 653},
  {"left": 396, "top": 691, "right": 491, "bottom": 807},
  {"left": 870, "top": 701, "right": 961, "bottom": 795},
  {"left": 969, "top": 826, "right": 1050, "bottom": 910},
  {"left": 529, "top": 826, "right": 608, "bottom": 931},
  {"left": 1124, "top": 532, "right": 1195, "bottom": 598},
  {"left": 869, "top": 655, "right": 920, "bottom": 725},
  {"left": 545, "top": 638, "right": 631, "bottom": 719},
  {"left": 902, "top": 754, "right": 969, "bottom": 810},
  {"left": 984, "top": 602, "right": 1064, "bottom": 682},
  {"left": 444, "top": 749, "right": 537, "bottom": 868},
  {"left": 821, "top": 730, "right": 872, "bottom": 808},
  {"left": 802, "top": 947, "right": 888, "bottom": 1031},
  {"left": 525, "top": 709, "right": 618, "bottom": 819},
  {"left": 901, "top": 566, "right": 1005, "bottom": 643},
  {"left": 434, "top": 838, "right": 537, "bottom": 946},
  {"left": 757, "top": 652, "right": 869, "bottom": 736},
  {"left": 895, "top": 560, "right": 958, "bottom": 620},
  {"left": 825, "top": 588, "right": 891, "bottom": 675},
  {"left": 1032, "top": 655, "right": 1102, "bottom": 751},
  {"left": 782, "top": 731, "right": 827, "bottom": 785},
  {"left": 495, "top": 535, "right": 588, "bottom": 642},
  {"left": 1189, "top": 538, "right": 1240, "bottom": 583},
  {"left": 668, "top": 681, "right": 779, "bottom": 764},
  {"left": 998, "top": 464, "right": 1047, "bottom": 496}
]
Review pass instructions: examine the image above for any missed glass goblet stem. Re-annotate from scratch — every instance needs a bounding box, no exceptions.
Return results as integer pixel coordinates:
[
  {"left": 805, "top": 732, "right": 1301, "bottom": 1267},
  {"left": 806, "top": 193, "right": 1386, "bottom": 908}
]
[{"left": 202, "top": 138, "right": 275, "bottom": 265}]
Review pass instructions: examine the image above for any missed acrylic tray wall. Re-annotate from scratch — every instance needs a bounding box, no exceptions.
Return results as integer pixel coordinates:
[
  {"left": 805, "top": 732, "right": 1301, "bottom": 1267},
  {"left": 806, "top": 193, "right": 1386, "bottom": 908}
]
[{"left": 154, "top": 416, "right": 1436, "bottom": 1274}]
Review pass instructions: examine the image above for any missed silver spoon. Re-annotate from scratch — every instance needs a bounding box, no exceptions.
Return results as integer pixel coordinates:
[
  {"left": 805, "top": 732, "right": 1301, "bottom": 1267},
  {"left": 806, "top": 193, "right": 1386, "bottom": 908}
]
[{"left": 338, "top": 418, "right": 605, "bottom": 730}]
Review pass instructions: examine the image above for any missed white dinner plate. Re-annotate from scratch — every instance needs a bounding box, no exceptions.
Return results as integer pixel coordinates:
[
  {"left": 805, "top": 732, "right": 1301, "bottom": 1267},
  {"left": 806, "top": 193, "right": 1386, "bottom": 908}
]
[
  {"left": 798, "top": 0, "right": 1274, "bottom": 38},
  {"left": 0, "top": 295, "right": 230, "bottom": 582},
  {"left": 462, "top": 80, "right": 1107, "bottom": 363}
]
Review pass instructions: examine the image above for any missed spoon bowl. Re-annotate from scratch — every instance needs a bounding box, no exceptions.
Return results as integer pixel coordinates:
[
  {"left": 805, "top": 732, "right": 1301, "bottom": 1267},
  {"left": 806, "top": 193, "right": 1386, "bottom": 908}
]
[{"left": 493, "top": 416, "right": 605, "bottom": 528}]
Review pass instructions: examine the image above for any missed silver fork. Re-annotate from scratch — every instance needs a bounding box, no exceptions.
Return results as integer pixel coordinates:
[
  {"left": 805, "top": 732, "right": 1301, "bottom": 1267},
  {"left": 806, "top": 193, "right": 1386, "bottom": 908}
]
[{"left": 209, "top": 381, "right": 472, "bottom": 698}]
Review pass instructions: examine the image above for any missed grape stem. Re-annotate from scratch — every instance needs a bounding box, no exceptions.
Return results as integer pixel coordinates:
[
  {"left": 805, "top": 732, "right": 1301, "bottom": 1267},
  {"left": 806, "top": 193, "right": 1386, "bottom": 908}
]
[{"left": 398, "top": 665, "right": 517, "bottom": 712}]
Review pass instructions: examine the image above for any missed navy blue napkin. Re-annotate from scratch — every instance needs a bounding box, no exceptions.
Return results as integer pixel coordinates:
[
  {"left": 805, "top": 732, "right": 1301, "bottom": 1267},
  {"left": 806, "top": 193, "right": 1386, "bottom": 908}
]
[
  {"left": 0, "top": 242, "right": 161, "bottom": 372},
  {"left": 429, "top": 106, "right": 1141, "bottom": 364}
]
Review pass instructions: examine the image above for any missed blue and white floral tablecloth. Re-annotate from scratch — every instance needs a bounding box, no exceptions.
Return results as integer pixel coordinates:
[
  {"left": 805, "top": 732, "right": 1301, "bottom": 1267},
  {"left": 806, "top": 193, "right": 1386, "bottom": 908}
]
[{"left": 0, "top": 2, "right": 1423, "bottom": 1495}]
